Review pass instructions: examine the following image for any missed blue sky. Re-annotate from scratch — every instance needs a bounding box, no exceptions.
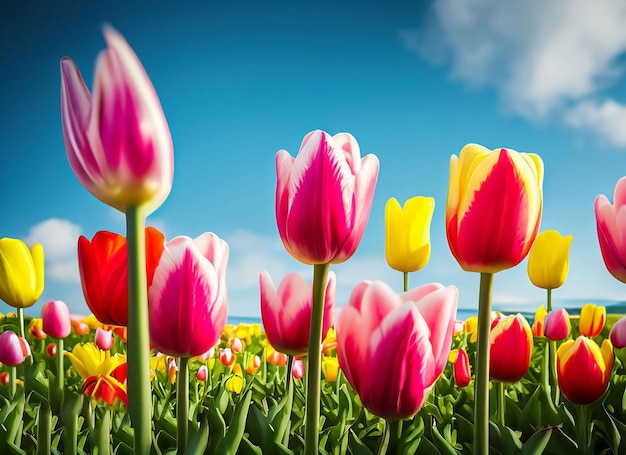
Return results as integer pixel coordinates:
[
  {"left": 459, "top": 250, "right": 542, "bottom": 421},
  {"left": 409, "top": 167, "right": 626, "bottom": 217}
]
[{"left": 3, "top": 0, "right": 626, "bottom": 319}]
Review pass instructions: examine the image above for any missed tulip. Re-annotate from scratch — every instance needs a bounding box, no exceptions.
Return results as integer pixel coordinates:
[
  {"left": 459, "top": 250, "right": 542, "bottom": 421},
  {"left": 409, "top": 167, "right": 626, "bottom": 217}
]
[
  {"left": 292, "top": 357, "right": 304, "bottom": 379},
  {"left": 322, "top": 356, "right": 339, "bottom": 382},
  {"left": 41, "top": 300, "right": 71, "bottom": 339},
  {"left": 609, "top": 316, "right": 626, "bottom": 349},
  {"left": 0, "top": 372, "right": 10, "bottom": 386},
  {"left": 446, "top": 144, "right": 543, "bottom": 273},
  {"left": 245, "top": 355, "right": 261, "bottom": 375},
  {"left": 336, "top": 281, "right": 458, "bottom": 420},
  {"left": 557, "top": 336, "right": 613, "bottom": 405},
  {"left": 95, "top": 328, "right": 114, "bottom": 351},
  {"left": 276, "top": 130, "right": 379, "bottom": 265},
  {"left": 229, "top": 337, "right": 243, "bottom": 354},
  {"left": 78, "top": 228, "right": 165, "bottom": 326},
  {"left": 543, "top": 309, "right": 571, "bottom": 341},
  {"left": 532, "top": 305, "right": 547, "bottom": 337},
  {"left": 453, "top": 348, "right": 471, "bottom": 388},
  {"left": 595, "top": 177, "right": 626, "bottom": 283},
  {"left": 260, "top": 270, "right": 335, "bottom": 356},
  {"left": 489, "top": 314, "right": 533, "bottom": 383},
  {"left": 196, "top": 364, "right": 208, "bottom": 381},
  {"left": 219, "top": 348, "right": 236, "bottom": 367},
  {"left": 29, "top": 318, "right": 48, "bottom": 340},
  {"left": 385, "top": 196, "right": 435, "bottom": 274},
  {"left": 0, "top": 238, "right": 45, "bottom": 310},
  {"left": 464, "top": 316, "right": 478, "bottom": 343},
  {"left": 226, "top": 364, "right": 244, "bottom": 394},
  {"left": 46, "top": 343, "right": 57, "bottom": 357},
  {"left": 149, "top": 233, "right": 229, "bottom": 358},
  {"left": 0, "top": 331, "right": 30, "bottom": 366},
  {"left": 527, "top": 230, "right": 573, "bottom": 290},
  {"left": 579, "top": 303, "right": 606, "bottom": 337},
  {"left": 60, "top": 26, "right": 173, "bottom": 215},
  {"left": 267, "top": 347, "right": 288, "bottom": 367}
]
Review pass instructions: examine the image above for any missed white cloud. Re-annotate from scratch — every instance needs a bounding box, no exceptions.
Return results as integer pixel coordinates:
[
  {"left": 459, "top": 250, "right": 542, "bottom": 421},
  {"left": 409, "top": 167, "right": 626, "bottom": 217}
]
[
  {"left": 404, "top": 0, "right": 626, "bottom": 144},
  {"left": 25, "top": 218, "right": 82, "bottom": 283},
  {"left": 565, "top": 99, "right": 626, "bottom": 147}
]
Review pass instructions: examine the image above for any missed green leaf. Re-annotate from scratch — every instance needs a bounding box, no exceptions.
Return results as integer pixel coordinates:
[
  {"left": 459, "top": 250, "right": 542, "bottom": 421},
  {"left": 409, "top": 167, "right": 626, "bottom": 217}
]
[
  {"left": 183, "top": 417, "right": 208, "bottom": 455},
  {"left": 217, "top": 390, "right": 253, "bottom": 455},
  {"left": 520, "top": 428, "right": 552, "bottom": 455}
]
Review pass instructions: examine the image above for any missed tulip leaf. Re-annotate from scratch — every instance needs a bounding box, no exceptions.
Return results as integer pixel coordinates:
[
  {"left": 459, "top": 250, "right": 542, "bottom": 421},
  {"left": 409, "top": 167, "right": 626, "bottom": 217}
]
[
  {"left": 347, "top": 431, "right": 373, "bottom": 455},
  {"left": 217, "top": 390, "right": 252, "bottom": 455},
  {"left": 238, "top": 437, "right": 263, "bottom": 455},
  {"left": 184, "top": 416, "right": 209, "bottom": 455},
  {"left": 520, "top": 428, "right": 552, "bottom": 455}
]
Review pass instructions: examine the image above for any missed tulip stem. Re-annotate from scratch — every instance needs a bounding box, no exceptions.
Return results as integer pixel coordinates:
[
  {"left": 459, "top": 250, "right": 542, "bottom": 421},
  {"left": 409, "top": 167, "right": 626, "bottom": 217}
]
[
  {"left": 9, "top": 365, "right": 16, "bottom": 399},
  {"left": 473, "top": 272, "right": 493, "bottom": 455},
  {"left": 177, "top": 356, "right": 189, "bottom": 454},
  {"left": 546, "top": 289, "right": 560, "bottom": 405},
  {"left": 496, "top": 381, "right": 505, "bottom": 427},
  {"left": 125, "top": 205, "right": 152, "bottom": 455},
  {"left": 576, "top": 404, "right": 591, "bottom": 455},
  {"left": 304, "top": 262, "right": 330, "bottom": 455},
  {"left": 54, "top": 337, "right": 65, "bottom": 414},
  {"left": 403, "top": 272, "right": 409, "bottom": 293},
  {"left": 17, "top": 307, "right": 32, "bottom": 366},
  {"left": 36, "top": 402, "right": 51, "bottom": 455},
  {"left": 282, "top": 355, "right": 294, "bottom": 446}
]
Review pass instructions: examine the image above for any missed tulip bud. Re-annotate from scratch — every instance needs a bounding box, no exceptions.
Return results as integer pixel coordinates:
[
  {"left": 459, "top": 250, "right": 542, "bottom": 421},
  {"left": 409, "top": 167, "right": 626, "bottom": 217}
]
[
  {"left": 453, "top": 348, "right": 472, "bottom": 388},
  {"left": 0, "top": 331, "right": 31, "bottom": 366},
  {"left": 196, "top": 364, "right": 208, "bottom": 381},
  {"left": 543, "top": 308, "right": 570, "bottom": 341},
  {"left": 226, "top": 364, "right": 244, "bottom": 393},
  {"left": 527, "top": 230, "right": 573, "bottom": 290},
  {"left": 609, "top": 317, "right": 626, "bottom": 349},
  {"left": 41, "top": 300, "right": 71, "bottom": 339},
  {"left": 531, "top": 305, "right": 547, "bottom": 337},
  {"left": 245, "top": 355, "right": 261, "bottom": 375},
  {"left": 95, "top": 327, "right": 115, "bottom": 351},
  {"left": 292, "top": 357, "right": 304, "bottom": 379},
  {"left": 579, "top": 303, "right": 606, "bottom": 337},
  {"left": 322, "top": 356, "right": 339, "bottom": 382},
  {"left": 219, "top": 348, "right": 235, "bottom": 367},
  {"left": 489, "top": 314, "right": 533, "bottom": 383}
]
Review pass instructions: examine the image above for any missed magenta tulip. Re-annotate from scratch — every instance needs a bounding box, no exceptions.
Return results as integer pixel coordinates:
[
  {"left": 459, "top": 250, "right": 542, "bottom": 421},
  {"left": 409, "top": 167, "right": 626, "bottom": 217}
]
[
  {"left": 60, "top": 26, "right": 173, "bottom": 215},
  {"left": 260, "top": 270, "right": 335, "bottom": 356},
  {"left": 336, "top": 281, "right": 458, "bottom": 420},
  {"left": 610, "top": 316, "right": 626, "bottom": 349},
  {"left": 148, "top": 233, "right": 229, "bottom": 358},
  {"left": 41, "top": 300, "right": 71, "bottom": 339},
  {"left": 543, "top": 308, "right": 571, "bottom": 342},
  {"left": 595, "top": 177, "right": 626, "bottom": 283},
  {"left": 0, "top": 331, "right": 31, "bottom": 366},
  {"left": 275, "top": 130, "right": 379, "bottom": 265}
]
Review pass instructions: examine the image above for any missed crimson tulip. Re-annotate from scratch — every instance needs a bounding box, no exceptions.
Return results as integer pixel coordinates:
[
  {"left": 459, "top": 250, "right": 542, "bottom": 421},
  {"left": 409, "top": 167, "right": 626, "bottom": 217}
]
[
  {"left": 336, "top": 281, "right": 458, "bottom": 420},
  {"left": 60, "top": 26, "right": 173, "bottom": 216},
  {"left": 78, "top": 227, "right": 165, "bottom": 326},
  {"left": 275, "top": 130, "right": 379, "bottom": 265},
  {"left": 557, "top": 336, "right": 613, "bottom": 404},
  {"left": 453, "top": 348, "right": 471, "bottom": 388},
  {"left": 260, "top": 270, "right": 335, "bottom": 356},
  {"left": 148, "top": 233, "right": 229, "bottom": 358},
  {"left": 595, "top": 177, "right": 626, "bottom": 283},
  {"left": 489, "top": 314, "right": 533, "bottom": 383}
]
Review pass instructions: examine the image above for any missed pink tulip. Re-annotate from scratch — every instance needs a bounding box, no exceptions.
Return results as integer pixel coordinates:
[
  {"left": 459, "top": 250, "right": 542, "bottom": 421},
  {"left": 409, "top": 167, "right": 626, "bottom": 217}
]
[
  {"left": 60, "top": 26, "right": 173, "bottom": 215},
  {"left": 0, "top": 331, "right": 31, "bottom": 366},
  {"left": 275, "top": 130, "right": 379, "bottom": 265},
  {"left": 196, "top": 364, "right": 208, "bottom": 381},
  {"left": 543, "top": 308, "right": 571, "bottom": 341},
  {"left": 148, "top": 233, "right": 229, "bottom": 358},
  {"left": 610, "top": 316, "right": 626, "bottom": 349},
  {"left": 41, "top": 300, "right": 71, "bottom": 339},
  {"left": 292, "top": 357, "right": 304, "bottom": 379},
  {"left": 595, "top": 177, "right": 626, "bottom": 283},
  {"left": 260, "top": 270, "right": 335, "bottom": 356},
  {"left": 95, "top": 327, "right": 115, "bottom": 351},
  {"left": 336, "top": 281, "right": 458, "bottom": 420}
]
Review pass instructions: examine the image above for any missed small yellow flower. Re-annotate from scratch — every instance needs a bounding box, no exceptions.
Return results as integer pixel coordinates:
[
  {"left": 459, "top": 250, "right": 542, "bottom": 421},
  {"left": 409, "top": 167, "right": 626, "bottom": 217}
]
[
  {"left": 322, "top": 356, "right": 339, "bottom": 382},
  {"left": 464, "top": 316, "right": 478, "bottom": 343},
  {"left": 527, "top": 230, "right": 573, "bottom": 290},
  {"left": 226, "top": 364, "right": 244, "bottom": 393},
  {"left": 385, "top": 196, "right": 435, "bottom": 273},
  {"left": 0, "top": 238, "right": 45, "bottom": 308}
]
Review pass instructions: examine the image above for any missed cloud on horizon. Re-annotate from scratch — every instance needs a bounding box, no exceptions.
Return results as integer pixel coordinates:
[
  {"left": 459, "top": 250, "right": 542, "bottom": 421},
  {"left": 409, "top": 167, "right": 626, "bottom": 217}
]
[{"left": 402, "top": 0, "right": 626, "bottom": 146}]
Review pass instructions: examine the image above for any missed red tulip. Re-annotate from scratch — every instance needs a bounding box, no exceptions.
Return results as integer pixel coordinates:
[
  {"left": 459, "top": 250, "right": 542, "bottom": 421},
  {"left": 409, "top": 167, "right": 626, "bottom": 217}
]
[
  {"left": 336, "top": 281, "right": 458, "bottom": 420},
  {"left": 489, "top": 314, "right": 533, "bottom": 383},
  {"left": 446, "top": 144, "right": 543, "bottom": 273},
  {"left": 60, "top": 26, "right": 173, "bottom": 215},
  {"left": 260, "top": 270, "right": 335, "bottom": 356},
  {"left": 149, "top": 233, "right": 229, "bottom": 358},
  {"left": 453, "top": 348, "right": 472, "bottom": 388},
  {"left": 275, "top": 130, "right": 379, "bottom": 265},
  {"left": 78, "top": 227, "right": 165, "bottom": 326},
  {"left": 595, "top": 177, "right": 626, "bottom": 283},
  {"left": 557, "top": 336, "right": 613, "bottom": 404}
]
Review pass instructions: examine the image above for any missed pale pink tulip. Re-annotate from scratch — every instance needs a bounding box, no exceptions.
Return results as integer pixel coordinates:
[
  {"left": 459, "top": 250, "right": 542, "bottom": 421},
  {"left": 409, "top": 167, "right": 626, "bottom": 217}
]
[
  {"left": 275, "top": 130, "right": 379, "bottom": 265},
  {"left": 260, "top": 270, "right": 335, "bottom": 356},
  {"left": 41, "top": 300, "right": 71, "bottom": 339},
  {"left": 595, "top": 177, "right": 626, "bottom": 283},
  {"left": 148, "top": 233, "right": 228, "bottom": 358},
  {"left": 95, "top": 327, "right": 115, "bottom": 351},
  {"left": 336, "top": 281, "right": 458, "bottom": 420},
  {"left": 60, "top": 26, "right": 173, "bottom": 215}
]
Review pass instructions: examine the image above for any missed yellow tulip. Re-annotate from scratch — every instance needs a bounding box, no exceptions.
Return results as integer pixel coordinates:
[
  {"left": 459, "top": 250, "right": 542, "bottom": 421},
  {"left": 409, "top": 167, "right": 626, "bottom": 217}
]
[
  {"left": 64, "top": 343, "right": 126, "bottom": 379},
  {"left": 527, "top": 230, "right": 573, "bottom": 289},
  {"left": 0, "top": 238, "right": 45, "bottom": 308},
  {"left": 322, "top": 356, "right": 339, "bottom": 382},
  {"left": 226, "top": 364, "right": 244, "bottom": 393},
  {"left": 579, "top": 303, "right": 606, "bottom": 337},
  {"left": 531, "top": 305, "right": 547, "bottom": 337},
  {"left": 464, "top": 316, "right": 478, "bottom": 343},
  {"left": 385, "top": 196, "right": 435, "bottom": 273}
]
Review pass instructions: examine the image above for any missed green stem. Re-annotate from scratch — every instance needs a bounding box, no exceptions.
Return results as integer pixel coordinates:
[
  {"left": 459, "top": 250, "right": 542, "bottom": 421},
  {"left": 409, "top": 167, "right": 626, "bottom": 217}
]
[
  {"left": 126, "top": 205, "right": 151, "bottom": 454},
  {"left": 10, "top": 365, "right": 16, "bottom": 399},
  {"left": 403, "top": 272, "right": 409, "bottom": 293},
  {"left": 37, "top": 402, "right": 51, "bottom": 455},
  {"left": 92, "top": 405, "right": 111, "bottom": 455},
  {"left": 576, "top": 405, "right": 590, "bottom": 455},
  {"left": 55, "top": 337, "right": 65, "bottom": 414},
  {"left": 547, "top": 288, "right": 552, "bottom": 312},
  {"left": 282, "top": 355, "right": 295, "bottom": 446},
  {"left": 177, "top": 357, "right": 189, "bottom": 455},
  {"left": 541, "top": 339, "right": 551, "bottom": 397},
  {"left": 496, "top": 381, "right": 505, "bottom": 427},
  {"left": 304, "top": 263, "right": 330, "bottom": 455},
  {"left": 61, "top": 392, "right": 82, "bottom": 455},
  {"left": 473, "top": 272, "right": 494, "bottom": 455},
  {"left": 376, "top": 419, "right": 391, "bottom": 455},
  {"left": 546, "top": 289, "right": 560, "bottom": 405},
  {"left": 17, "top": 307, "right": 32, "bottom": 366}
]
